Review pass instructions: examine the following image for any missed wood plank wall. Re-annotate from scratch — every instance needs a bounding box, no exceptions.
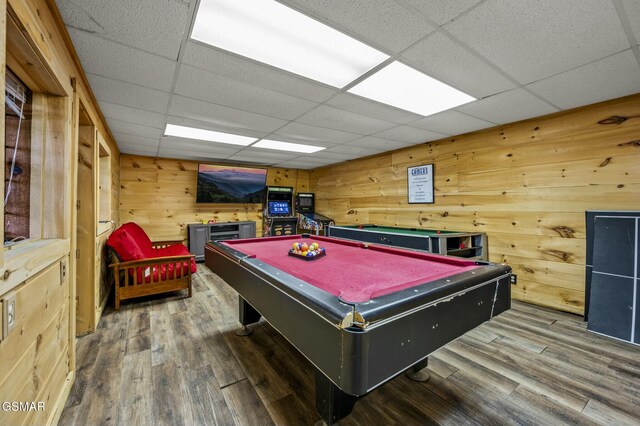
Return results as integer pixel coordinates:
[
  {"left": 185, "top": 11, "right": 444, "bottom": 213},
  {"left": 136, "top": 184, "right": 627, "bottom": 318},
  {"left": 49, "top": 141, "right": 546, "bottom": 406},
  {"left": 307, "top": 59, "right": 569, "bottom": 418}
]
[
  {"left": 1, "top": 0, "right": 121, "bottom": 423},
  {"left": 119, "top": 155, "right": 309, "bottom": 241},
  {"left": 0, "top": 259, "right": 69, "bottom": 426},
  {"left": 309, "top": 94, "right": 640, "bottom": 315}
]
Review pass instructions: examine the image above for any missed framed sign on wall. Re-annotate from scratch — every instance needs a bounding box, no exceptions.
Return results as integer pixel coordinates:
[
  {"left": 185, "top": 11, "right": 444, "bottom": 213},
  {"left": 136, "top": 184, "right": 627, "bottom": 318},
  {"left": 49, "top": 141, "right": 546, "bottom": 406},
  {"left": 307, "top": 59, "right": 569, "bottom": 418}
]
[{"left": 407, "top": 164, "right": 434, "bottom": 204}]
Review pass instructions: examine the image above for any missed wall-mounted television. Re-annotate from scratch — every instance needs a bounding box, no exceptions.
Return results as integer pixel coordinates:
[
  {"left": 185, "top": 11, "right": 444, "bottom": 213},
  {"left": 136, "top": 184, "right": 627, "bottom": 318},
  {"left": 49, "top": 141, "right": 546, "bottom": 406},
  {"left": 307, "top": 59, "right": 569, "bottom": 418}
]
[{"left": 196, "top": 164, "right": 268, "bottom": 203}]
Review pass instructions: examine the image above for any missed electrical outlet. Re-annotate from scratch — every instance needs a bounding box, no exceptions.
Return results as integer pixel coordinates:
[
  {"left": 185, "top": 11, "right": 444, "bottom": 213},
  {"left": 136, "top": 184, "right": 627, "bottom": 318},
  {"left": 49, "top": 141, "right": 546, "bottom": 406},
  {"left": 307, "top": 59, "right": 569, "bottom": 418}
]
[
  {"left": 2, "top": 291, "right": 17, "bottom": 338},
  {"left": 510, "top": 274, "right": 518, "bottom": 285}
]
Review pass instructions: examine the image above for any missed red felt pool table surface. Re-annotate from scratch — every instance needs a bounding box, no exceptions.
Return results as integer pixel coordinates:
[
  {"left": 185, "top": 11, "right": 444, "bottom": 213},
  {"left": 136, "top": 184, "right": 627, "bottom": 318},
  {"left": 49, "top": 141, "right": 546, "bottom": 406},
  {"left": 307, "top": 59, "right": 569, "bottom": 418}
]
[{"left": 222, "top": 235, "right": 480, "bottom": 303}]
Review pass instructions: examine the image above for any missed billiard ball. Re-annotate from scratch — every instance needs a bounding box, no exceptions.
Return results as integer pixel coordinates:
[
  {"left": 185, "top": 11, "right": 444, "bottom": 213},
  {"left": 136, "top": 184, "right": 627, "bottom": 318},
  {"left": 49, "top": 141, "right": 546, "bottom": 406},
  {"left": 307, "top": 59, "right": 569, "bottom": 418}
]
[
  {"left": 293, "top": 242, "right": 300, "bottom": 250},
  {"left": 301, "top": 242, "right": 309, "bottom": 251}
]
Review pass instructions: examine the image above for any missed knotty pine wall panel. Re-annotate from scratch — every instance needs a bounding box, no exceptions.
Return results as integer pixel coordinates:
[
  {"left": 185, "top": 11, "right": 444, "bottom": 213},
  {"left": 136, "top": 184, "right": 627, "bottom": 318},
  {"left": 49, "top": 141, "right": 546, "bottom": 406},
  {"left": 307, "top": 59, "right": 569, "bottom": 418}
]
[
  {"left": 119, "top": 155, "right": 309, "bottom": 240},
  {"left": 0, "top": 259, "right": 69, "bottom": 426},
  {"left": 309, "top": 93, "right": 640, "bottom": 314}
]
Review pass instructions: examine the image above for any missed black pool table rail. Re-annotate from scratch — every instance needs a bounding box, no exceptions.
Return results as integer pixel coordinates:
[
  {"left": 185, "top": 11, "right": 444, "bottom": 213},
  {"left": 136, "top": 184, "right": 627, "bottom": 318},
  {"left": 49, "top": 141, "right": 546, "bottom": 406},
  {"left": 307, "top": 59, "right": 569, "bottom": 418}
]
[
  {"left": 207, "top": 239, "right": 509, "bottom": 328},
  {"left": 205, "top": 238, "right": 512, "bottom": 425}
]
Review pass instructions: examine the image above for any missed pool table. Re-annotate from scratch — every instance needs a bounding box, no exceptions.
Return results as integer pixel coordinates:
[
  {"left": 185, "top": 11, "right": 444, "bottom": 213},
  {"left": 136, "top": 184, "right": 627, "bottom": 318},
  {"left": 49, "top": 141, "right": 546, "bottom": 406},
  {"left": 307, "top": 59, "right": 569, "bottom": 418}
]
[
  {"left": 205, "top": 234, "right": 511, "bottom": 425},
  {"left": 326, "top": 224, "right": 488, "bottom": 260}
]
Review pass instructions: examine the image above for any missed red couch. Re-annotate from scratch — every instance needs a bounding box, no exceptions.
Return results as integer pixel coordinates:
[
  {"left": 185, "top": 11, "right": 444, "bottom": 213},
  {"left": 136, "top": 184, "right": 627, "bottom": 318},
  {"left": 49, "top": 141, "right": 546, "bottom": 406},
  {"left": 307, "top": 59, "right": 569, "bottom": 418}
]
[{"left": 107, "top": 222, "right": 195, "bottom": 309}]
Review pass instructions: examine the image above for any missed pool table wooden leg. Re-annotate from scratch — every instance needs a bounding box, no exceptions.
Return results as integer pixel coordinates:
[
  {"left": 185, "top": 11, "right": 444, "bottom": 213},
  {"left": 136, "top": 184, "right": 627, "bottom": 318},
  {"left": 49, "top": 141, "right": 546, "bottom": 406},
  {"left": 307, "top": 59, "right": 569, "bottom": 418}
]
[
  {"left": 235, "top": 296, "right": 261, "bottom": 336},
  {"left": 315, "top": 370, "right": 359, "bottom": 426},
  {"left": 406, "top": 357, "right": 430, "bottom": 381}
]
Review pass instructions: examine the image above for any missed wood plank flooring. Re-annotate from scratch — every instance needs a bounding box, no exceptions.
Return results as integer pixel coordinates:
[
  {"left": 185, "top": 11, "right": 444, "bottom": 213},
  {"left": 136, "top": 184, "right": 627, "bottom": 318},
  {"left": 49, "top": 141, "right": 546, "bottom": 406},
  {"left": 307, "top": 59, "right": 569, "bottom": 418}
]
[{"left": 59, "top": 265, "right": 640, "bottom": 426}]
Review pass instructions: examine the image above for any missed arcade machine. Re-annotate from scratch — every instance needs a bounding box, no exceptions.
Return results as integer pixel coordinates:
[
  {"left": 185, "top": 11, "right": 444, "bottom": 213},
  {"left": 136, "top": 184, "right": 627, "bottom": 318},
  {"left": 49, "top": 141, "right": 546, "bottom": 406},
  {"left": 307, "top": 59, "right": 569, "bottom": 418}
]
[
  {"left": 295, "top": 192, "right": 334, "bottom": 236},
  {"left": 262, "top": 186, "right": 298, "bottom": 237}
]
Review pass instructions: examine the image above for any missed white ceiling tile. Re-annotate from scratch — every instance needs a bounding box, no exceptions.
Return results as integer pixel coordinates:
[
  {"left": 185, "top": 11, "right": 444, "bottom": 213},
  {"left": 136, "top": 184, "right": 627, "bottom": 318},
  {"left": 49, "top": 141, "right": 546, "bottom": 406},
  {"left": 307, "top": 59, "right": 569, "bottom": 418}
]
[
  {"left": 227, "top": 148, "right": 299, "bottom": 162},
  {"left": 117, "top": 142, "right": 158, "bottom": 151},
  {"left": 165, "top": 116, "right": 267, "bottom": 140},
  {"left": 301, "top": 151, "right": 352, "bottom": 161},
  {"left": 401, "top": 32, "right": 517, "bottom": 98},
  {"left": 98, "top": 101, "right": 165, "bottom": 129},
  {"left": 272, "top": 122, "right": 359, "bottom": 144},
  {"left": 398, "top": 0, "right": 483, "bottom": 25},
  {"left": 165, "top": 115, "right": 269, "bottom": 141},
  {"left": 68, "top": 28, "right": 176, "bottom": 91},
  {"left": 280, "top": 0, "right": 435, "bottom": 53},
  {"left": 66, "top": 0, "right": 640, "bottom": 166},
  {"left": 346, "top": 136, "right": 412, "bottom": 151},
  {"left": 274, "top": 158, "right": 337, "bottom": 170},
  {"left": 325, "top": 93, "right": 422, "bottom": 124},
  {"left": 118, "top": 144, "right": 159, "bottom": 156},
  {"left": 174, "top": 65, "right": 318, "bottom": 120},
  {"left": 324, "top": 144, "right": 385, "bottom": 157},
  {"left": 374, "top": 126, "right": 447, "bottom": 144},
  {"left": 106, "top": 118, "right": 163, "bottom": 138},
  {"left": 259, "top": 135, "right": 339, "bottom": 149},
  {"left": 57, "top": 0, "right": 188, "bottom": 58},
  {"left": 274, "top": 159, "right": 329, "bottom": 169},
  {"left": 320, "top": 152, "right": 367, "bottom": 162},
  {"left": 297, "top": 105, "right": 397, "bottom": 134},
  {"left": 168, "top": 96, "right": 287, "bottom": 133},
  {"left": 160, "top": 136, "right": 245, "bottom": 153},
  {"left": 219, "top": 156, "right": 275, "bottom": 166},
  {"left": 156, "top": 147, "right": 234, "bottom": 162},
  {"left": 446, "top": 0, "right": 630, "bottom": 84},
  {"left": 165, "top": 116, "right": 269, "bottom": 141},
  {"left": 87, "top": 73, "right": 170, "bottom": 113},
  {"left": 112, "top": 132, "right": 161, "bottom": 148},
  {"left": 182, "top": 42, "right": 338, "bottom": 102},
  {"left": 621, "top": 0, "right": 640, "bottom": 44},
  {"left": 409, "top": 110, "right": 495, "bottom": 135},
  {"left": 291, "top": 156, "right": 338, "bottom": 165},
  {"left": 527, "top": 50, "right": 640, "bottom": 110},
  {"left": 455, "top": 88, "right": 559, "bottom": 124}
]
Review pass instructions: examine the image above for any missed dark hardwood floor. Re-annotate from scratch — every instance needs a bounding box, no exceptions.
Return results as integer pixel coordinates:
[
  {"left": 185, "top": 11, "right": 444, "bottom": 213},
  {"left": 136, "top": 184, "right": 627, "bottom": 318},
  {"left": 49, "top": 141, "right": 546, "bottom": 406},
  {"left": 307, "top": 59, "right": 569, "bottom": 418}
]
[{"left": 59, "top": 265, "right": 640, "bottom": 426}]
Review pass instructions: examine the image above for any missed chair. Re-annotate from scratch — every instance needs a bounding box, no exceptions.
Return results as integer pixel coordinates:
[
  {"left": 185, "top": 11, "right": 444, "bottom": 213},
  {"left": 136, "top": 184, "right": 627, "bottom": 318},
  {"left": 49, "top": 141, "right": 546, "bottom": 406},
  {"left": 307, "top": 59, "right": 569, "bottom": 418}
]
[{"left": 107, "top": 222, "right": 195, "bottom": 310}]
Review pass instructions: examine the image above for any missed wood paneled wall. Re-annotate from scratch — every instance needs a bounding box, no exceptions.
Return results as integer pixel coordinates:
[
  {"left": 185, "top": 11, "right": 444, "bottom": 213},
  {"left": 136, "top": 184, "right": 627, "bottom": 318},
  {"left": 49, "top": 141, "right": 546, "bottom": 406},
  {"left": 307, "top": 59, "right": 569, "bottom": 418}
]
[
  {"left": 1, "top": 0, "right": 121, "bottom": 424},
  {"left": 119, "top": 155, "right": 309, "bottom": 241},
  {"left": 310, "top": 93, "right": 640, "bottom": 315},
  {"left": 0, "top": 259, "right": 69, "bottom": 426}
]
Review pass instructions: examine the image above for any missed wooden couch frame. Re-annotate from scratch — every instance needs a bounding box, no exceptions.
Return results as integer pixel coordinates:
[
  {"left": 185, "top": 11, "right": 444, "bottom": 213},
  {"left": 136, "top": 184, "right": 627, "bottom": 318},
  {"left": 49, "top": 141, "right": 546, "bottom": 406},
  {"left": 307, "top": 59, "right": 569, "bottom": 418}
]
[{"left": 110, "top": 240, "right": 194, "bottom": 310}]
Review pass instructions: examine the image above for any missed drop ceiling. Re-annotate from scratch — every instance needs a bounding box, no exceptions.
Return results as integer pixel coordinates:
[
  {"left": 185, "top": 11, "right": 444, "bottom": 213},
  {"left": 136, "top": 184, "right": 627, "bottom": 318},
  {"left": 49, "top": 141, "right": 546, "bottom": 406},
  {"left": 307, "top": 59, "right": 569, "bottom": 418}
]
[{"left": 56, "top": 0, "right": 640, "bottom": 169}]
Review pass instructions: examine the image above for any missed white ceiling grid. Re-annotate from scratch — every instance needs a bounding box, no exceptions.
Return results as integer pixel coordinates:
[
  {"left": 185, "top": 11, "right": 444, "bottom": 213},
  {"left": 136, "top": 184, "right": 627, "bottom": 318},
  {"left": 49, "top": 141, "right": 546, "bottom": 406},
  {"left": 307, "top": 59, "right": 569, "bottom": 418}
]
[{"left": 55, "top": 0, "right": 640, "bottom": 169}]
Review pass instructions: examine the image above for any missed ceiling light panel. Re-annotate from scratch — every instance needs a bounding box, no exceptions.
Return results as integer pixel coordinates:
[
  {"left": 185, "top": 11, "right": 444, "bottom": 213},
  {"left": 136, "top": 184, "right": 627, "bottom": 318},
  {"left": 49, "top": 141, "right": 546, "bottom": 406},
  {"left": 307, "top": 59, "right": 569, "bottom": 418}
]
[
  {"left": 191, "top": 0, "right": 389, "bottom": 88},
  {"left": 348, "top": 61, "right": 476, "bottom": 116},
  {"left": 253, "top": 139, "right": 325, "bottom": 153},
  {"left": 164, "top": 124, "right": 256, "bottom": 146}
]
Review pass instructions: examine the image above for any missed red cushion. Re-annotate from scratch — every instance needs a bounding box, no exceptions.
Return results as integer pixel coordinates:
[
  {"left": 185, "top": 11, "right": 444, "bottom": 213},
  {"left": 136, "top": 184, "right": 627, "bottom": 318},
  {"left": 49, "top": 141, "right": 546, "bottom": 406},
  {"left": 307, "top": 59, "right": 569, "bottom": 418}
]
[
  {"left": 133, "top": 261, "right": 193, "bottom": 284},
  {"left": 157, "top": 244, "right": 197, "bottom": 273},
  {"left": 107, "top": 223, "right": 151, "bottom": 261},
  {"left": 156, "top": 244, "right": 189, "bottom": 256},
  {"left": 108, "top": 222, "right": 197, "bottom": 279},
  {"left": 121, "top": 223, "right": 155, "bottom": 257}
]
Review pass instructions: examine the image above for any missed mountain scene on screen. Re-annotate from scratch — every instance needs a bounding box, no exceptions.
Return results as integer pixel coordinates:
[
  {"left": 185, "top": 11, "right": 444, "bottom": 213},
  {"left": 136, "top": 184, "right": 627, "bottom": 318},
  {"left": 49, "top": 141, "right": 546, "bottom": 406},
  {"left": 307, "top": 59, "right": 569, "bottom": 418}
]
[{"left": 197, "top": 167, "right": 266, "bottom": 203}]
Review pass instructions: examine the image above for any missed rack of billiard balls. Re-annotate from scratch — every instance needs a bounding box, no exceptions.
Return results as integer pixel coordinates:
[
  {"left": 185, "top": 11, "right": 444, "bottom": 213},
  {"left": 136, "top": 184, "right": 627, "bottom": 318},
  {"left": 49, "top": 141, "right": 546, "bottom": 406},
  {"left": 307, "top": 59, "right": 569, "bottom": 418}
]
[{"left": 289, "top": 241, "right": 326, "bottom": 260}]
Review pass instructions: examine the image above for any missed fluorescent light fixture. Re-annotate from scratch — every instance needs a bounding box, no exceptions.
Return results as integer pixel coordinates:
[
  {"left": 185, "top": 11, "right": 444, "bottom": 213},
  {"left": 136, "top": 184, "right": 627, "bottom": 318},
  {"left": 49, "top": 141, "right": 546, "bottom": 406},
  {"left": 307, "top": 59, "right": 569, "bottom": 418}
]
[
  {"left": 164, "top": 124, "right": 256, "bottom": 146},
  {"left": 253, "top": 140, "right": 325, "bottom": 153},
  {"left": 191, "top": 0, "right": 389, "bottom": 88},
  {"left": 348, "top": 61, "right": 476, "bottom": 116}
]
